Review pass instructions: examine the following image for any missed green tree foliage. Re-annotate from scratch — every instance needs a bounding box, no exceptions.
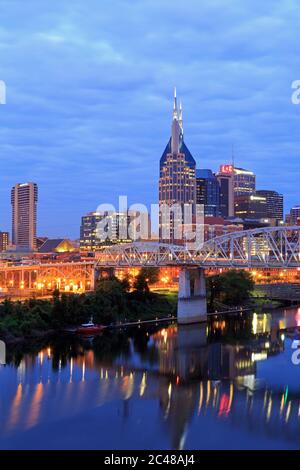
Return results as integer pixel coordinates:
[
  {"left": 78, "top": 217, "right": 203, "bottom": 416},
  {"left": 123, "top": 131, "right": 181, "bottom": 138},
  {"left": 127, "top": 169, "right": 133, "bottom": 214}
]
[
  {"left": 133, "top": 273, "right": 149, "bottom": 294},
  {"left": 139, "top": 268, "right": 159, "bottom": 285},
  {"left": 133, "top": 268, "right": 159, "bottom": 295},
  {"left": 207, "top": 274, "right": 223, "bottom": 311},
  {"left": 207, "top": 270, "right": 255, "bottom": 309},
  {"left": 0, "top": 273, "right": 175, "bottom": 339}
]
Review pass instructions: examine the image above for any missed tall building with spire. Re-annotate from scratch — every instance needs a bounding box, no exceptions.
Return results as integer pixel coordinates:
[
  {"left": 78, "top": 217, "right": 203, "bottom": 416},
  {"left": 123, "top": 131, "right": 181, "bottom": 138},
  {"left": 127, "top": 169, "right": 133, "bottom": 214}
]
[{"left": 159, "top": 89, "right": 196, "bottom": 243}]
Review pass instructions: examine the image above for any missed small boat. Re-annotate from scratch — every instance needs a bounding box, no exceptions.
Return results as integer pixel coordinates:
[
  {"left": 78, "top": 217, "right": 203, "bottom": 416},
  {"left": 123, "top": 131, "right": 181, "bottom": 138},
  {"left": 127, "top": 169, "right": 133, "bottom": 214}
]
[{"left": 76, "top": 317, "right": 105, "bottom": 335}]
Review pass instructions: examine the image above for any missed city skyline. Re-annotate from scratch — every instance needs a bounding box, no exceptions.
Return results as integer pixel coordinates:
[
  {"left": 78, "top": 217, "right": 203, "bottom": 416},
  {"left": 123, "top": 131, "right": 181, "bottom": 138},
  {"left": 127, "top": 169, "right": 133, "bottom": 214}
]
[
  {"left": 1, "top": 85, "right": 296, "bottom": 243},
  {"left": 1, "top": 1, "right": 300, "bottom": 238},
  {"left": 2, "top": 91, "right": 294, "bottom": 242}
]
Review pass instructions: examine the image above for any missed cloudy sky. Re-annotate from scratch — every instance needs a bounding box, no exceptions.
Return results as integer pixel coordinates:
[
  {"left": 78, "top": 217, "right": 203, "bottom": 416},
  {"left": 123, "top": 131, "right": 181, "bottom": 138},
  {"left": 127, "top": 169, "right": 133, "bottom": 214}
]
[{"left": 0, "top": 0, "right": 300, "bottom": 238}]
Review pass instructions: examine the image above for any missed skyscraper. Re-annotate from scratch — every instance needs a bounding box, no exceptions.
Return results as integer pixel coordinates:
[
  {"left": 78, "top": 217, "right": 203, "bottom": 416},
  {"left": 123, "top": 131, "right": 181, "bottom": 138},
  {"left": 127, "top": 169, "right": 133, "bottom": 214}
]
[
  {"left": 196, "top": 169, "right": 220, "bottom": 217},
  {"left": 11, "top": 183, "right": 38, "bottom": 251},
  {"left": 0, "top": 232, "right": 9, "bottom": 252},
  {"left": 216, "top": 164, "right": 256, "bottom": 218},
  {"left": 233, "top": 167, "right": 256, "bottom": 197},
  {"left": 159, "top": 89, "right": 196, "bottom": 243},
  {"left": 80, "top": 211, "right": 150, "bottom": 251},
  {"left": 234, "top": 193, "right": 267, "bottom": 220},
  {"left": 255, "top": 190, "right": 284, "bottom": 222},
  {"left": 216, "top": 165, "right": 235, "bottom": 218},
  {"left": 287, "top": 205, "right": 300, "bottom": 225}
]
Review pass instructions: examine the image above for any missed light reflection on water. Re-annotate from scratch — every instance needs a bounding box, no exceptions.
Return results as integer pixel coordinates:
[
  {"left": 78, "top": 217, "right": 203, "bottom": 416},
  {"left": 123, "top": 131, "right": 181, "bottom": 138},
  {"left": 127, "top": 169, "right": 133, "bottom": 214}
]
[{"left": 1, "top": 307, "right": 300, "bottom": 449}]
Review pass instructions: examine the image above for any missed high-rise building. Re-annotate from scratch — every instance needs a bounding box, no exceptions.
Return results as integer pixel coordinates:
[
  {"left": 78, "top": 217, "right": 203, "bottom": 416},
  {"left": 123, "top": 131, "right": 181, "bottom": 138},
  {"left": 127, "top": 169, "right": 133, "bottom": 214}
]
[
  {"left": 233, "top": 167, "right": 256, "bottom": 197},
  {"left": 196, "top": 169, "right": 220, "bottom": 217},
  {"left": 255, "top": 190, "right": 284, "bottom": 222},
  {"left": 216, "top": 164, "right": 256, "bottom": 218},
  {"left": 234, "top": 193, "right": 267, "bottom": 220},
  {"left": 287, "top": 205, "right": 300, "bottom": 225},
  {"left": 216, "top": 165, "right": 234, "bottom": 218},
  {"left": 80, "top": 211, "right": 150, "bottom": 251},
  {"left": 159, "top": 89, "right": 196, "bottom": 243},
  {"left": 0, "top": 231, "right": 9, "bottom": 251},
  {"left": 11, "top": 183, "right": 38, "bottom": 251},
  {"left": 80, "top": 212, "right": 103, "bottom": 251}
]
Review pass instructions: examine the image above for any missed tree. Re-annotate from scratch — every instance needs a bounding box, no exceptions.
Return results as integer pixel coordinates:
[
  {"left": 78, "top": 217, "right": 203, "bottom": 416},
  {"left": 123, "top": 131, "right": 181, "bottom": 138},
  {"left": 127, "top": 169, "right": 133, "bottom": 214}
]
[
  {"left": 133, "top": 273, "right": 149, "bottom": 294},
  {"left": 133, "top": 268, "right": 160, "bottom": 294},
  {"left": 95, "top": 276, "right": 129, "bottom": 323},
  {"left": 221, "top": 270, "right": 254, "bottom": 305},
  {"left": 51, "top": 289, "right": 64, "bottom": 327},
  {"left": 207, "top": 275, "right": 223, "bottom": 311},
  {"left": 96, "top": 276, "right": 129, "bottom": 295},
  {"left": 139, "top": 268, "right": 159, "bottom": 285},
  {"left": 1, "top": 299, "right": 13, "bottom": 318},
  {"left": 207, "top": 270, "right": 254, "bottom": 308}
]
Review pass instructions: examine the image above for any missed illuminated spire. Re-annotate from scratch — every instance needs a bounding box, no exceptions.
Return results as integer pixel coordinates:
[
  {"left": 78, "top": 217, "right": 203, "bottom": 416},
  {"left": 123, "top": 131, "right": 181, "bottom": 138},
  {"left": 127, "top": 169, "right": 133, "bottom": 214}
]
[
  {"left": 179, "top": 101, "right": 183, "bottom": 134},
  {"left": 173, "top": 87, "right": 178, "bottom": 120},
  {"left": 171, "top": 88, "right": 180, "bottom": 153}
]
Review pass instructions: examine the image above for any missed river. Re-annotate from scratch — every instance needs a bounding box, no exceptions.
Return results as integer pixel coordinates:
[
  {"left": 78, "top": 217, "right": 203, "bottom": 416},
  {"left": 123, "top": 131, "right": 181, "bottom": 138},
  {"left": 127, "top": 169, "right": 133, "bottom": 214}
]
[{"left": 1, "top": 307, "right": 300, "bottom": 450}]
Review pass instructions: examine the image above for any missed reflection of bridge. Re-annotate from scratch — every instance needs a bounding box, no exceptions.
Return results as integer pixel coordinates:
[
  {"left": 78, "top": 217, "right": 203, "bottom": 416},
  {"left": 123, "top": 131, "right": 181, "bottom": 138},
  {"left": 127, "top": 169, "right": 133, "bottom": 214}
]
[{"left": 95, "top": 227, "right": 300, "bottom": 324}]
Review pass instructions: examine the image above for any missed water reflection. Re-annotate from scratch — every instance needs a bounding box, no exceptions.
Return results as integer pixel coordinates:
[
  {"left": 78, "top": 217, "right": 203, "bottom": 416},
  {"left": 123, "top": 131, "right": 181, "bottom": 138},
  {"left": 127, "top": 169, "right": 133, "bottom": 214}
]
[{"left": 1, "top": 307, "right": 300, "bottom": 449}]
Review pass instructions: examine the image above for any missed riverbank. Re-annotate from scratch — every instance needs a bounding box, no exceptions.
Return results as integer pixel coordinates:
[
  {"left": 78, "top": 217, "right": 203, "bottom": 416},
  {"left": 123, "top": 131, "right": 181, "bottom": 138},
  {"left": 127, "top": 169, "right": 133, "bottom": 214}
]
[
  {"left": 0, "top": 278, "right": 178, "bottom": 344},
  {"left": 0, "top": 272, "right": 293, "bottom": 345},
  {"left": 250, "top": 296, "right": 283, "bottom": 310}
]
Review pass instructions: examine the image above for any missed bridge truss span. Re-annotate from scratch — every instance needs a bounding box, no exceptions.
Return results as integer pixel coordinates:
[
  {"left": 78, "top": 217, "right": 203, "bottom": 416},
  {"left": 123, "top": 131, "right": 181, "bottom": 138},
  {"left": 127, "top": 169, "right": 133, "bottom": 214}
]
[
  {"left": 95, "top": 242, "right": 190, "bottom": 268},
  {"left": 199, "top": 226, "right": 300, "bottom": 268},
  {"left": 95, "top": 227, "right": 300, "bottom": 269}
]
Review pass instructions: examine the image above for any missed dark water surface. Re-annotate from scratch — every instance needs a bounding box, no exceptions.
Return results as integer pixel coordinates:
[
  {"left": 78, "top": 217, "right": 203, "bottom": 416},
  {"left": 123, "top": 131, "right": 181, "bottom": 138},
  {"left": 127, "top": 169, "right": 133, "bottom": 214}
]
[{"left": 1, "top": 307, "right": 300, "bottom": 450}]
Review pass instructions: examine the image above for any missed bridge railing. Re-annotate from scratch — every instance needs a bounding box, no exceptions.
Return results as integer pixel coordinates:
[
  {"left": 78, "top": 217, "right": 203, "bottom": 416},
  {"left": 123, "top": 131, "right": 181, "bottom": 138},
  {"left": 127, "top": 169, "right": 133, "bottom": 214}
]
[{"left": 95, "top": 227, "right": 300, "bottom": 269}]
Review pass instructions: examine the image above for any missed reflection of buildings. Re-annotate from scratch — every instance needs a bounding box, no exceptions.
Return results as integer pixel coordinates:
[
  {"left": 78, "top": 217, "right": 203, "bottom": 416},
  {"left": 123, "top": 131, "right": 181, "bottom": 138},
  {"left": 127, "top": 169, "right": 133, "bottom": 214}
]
[
  {"left": 149, "top": 316, "right": 287, "bottom": 448},
  {"left": 151, "top": 314, "right": 284, "bottom": 383},
  {"left": 1, "top": 311, "right": 299, "bottom": 450}
]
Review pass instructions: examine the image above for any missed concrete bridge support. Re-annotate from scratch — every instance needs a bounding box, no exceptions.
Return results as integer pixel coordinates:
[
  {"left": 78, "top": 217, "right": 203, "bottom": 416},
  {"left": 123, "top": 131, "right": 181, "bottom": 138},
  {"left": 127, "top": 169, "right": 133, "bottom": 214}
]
[{"left": 177, "top": 268, "right": 207, "bottom": 324}]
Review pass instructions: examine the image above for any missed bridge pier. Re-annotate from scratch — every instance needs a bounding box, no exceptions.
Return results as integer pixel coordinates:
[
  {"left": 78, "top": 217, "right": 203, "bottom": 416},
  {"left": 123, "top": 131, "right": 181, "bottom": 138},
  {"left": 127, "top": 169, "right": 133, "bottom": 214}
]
[
  {"left": 91, "top": 267, "right": 101, "bottom": 290},
  {"left": 177, "top": 268, "right": 207, "bottom": 324}
]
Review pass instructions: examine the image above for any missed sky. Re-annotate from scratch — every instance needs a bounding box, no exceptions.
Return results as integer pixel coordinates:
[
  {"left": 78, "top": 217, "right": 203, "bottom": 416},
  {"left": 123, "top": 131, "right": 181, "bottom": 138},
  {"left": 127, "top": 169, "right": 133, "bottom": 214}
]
[{"left": 0, "top": 0, "right": 300, "bottom": 239}]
